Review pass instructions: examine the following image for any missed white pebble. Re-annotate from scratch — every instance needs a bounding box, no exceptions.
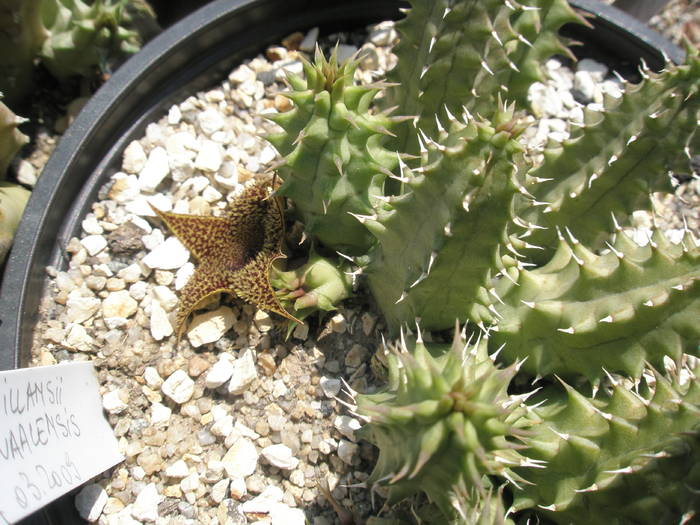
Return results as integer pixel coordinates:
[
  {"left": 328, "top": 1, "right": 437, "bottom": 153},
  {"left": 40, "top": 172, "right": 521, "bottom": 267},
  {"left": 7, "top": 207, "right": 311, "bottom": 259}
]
[
  {"left": 75, "top": 483, "right": 108, "bottom": 522},
  {"left": 16, "top": 159, "right": 37, "bottom": 187},
  {"left": 109, "top": 173, "right": 141, "bottom": 203},
  {"left": 253, "top": 310, "right": 273, "bottom": 332},
  {"left": 142, "top": 237, "right": 190, "bottom": 270},
  {"left": 102, "top": 290, "right": 138, "bottom": 318},
  {"left": 180, "top": 472, "right": 200, "bottom": 493},
  {"left": 82, "top": 215, "right": 104, "bottom": 235},
  {"left": 528, "top": 82, "right": 564, "bottom": 117},
  {"left": 229, "top": 64, "right": 255, "bottom": 84},
  {"left": 92, "top": 263, "right": 114, "bottom": 277},
  {"left": 259, "top": 145, "right": 277, "bottom": 165},
  {"left": 142, "top": 228, "right": 164, "bottom": 251},
  {"left": 129, "top": 281, "right": 149, "bottom": 301},
  {"left": 272, "top": 379, "right": 287, "bottom": 398},
  {"left": 368, "top": 21, "right": 397, "bottom": 46},
  {"left": 211, "top": 415, "right": 234, "bottom": 437},
  {"left": 150, "top": 402, "right": 171, "bottom": 425},
  {"left": 131, "top": 483, "right": 160, "bottom": 523},
  {"left": 222, "top": 437, "right": 258, "bottom": 478},
  {"left": 214, "top": 164, "right": 238, "bottom": 189},
  {"left": 261, "top": 444, "right": 299, "bottom": 470},
  {"left": 574, "top": 70, "right": 602, "bottom": 103},
  {"left": 175, "top": 263, "right": 195, "bottom": 291},
  {"left": 194, "top": 140, "right": 223, "bottom": 172},
  {"left": 66, "top": 295, "right": 101, "bottom": 323},
  {"left": 270, "top": 503, "right": 306, "bottom": 525},
  {"left": 80, "top": 235, "right": 107, "bottom": 256},
  {"left": 164, "top": 459, "right": 189, "bottom": 479},
  {"left": 131, "top": 466, "right": 146, "bottom": 481},
  {"left": 64, "top": 323, "right": 94, "bottom": 352},
  {"left": 229, "top": 477, "right": 247, "bottom": 499},
  {"left": 144, "top": 366, "right": 163, "bottom": 389},
  {"left": 205, "top": 354, "right": 235, "bottom": 389},
  {"left": 228, "top": 349, "right": 257, "bottom": 395},
  {"left": 122, "top": 141, "right": 147, "bottom": 174},
  {"left": 601, "top": 79, "right": 623, "bottom": 99},
  {"left": 241, "top": 486, "right": 284, "bottom": 513},
  {"left": 289, "top": 469, "right": 305, "bottom": 487},
  {"left": 161, "top": 369, "right": 195, "bottom": 404},
  {"left": 233, "top": 420, "right": 260, "bottom": 440},
  {"left": 187, "top": 306, "right": 236, "bottom": 348},
  {"left": 318, "top": 438, "right": 337, "bottom": 455},
  {"left": 150, "top": 301, "right": 174, "bottom": 341},
  {"left": 211, "top": 479, "right": 229, "bottom": 504},
  {"left": 103, "top": 317, "right": 128, "bottom": 330},
  {"left": 102, "top": 389, "right": 128, "bottom": 415},
  {"left": 151, "top": 285, "right": 177, "bottom": 311},
  {"left": 118, "top": 263, "right": 142, "bottom": 283},
  {"left": 55, "top": 271, "right": 77, "bottom": 293},
  {"left": 197, "top": 108, "right": 226, "bottom": 135},
  {"left": 202, "top": 185, "right": 223, "bottom": 203},
  {"left": 167, "top": 105, "right": 182, "bottom": 125},
  {"left": 138, "top": 146, "right": 171, "bottom": 193}
]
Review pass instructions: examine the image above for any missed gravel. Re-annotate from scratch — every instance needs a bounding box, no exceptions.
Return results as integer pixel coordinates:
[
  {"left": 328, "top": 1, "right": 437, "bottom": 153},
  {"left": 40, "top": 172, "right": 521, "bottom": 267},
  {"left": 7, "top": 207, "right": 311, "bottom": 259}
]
[{"left": 26, "top": 17, "right": 698, "bottom": 525}]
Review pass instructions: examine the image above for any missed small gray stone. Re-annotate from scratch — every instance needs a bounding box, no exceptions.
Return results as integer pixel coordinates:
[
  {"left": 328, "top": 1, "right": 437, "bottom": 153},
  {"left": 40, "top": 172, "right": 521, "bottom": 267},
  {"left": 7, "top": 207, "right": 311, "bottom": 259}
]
[
  {"left": 337, "top": 439, "right": 359, "bottom": 465},
  {"left": 299, "top": 27, "right": 319, "bottom": 52},
  {"left": 577, "top": 58, "right": 608, "bottom": 80},
  {"left": 333, "top": 415, "right": 361, "bottom": 441},
  {"left": 107, "top": 222, "right": 146, "bottom": 254},
  {"left": 75, "top": 483, "right": 108, "bottom": 522},
  {"left": 320, "top": 376, "right": 341, "bottom": 398}
]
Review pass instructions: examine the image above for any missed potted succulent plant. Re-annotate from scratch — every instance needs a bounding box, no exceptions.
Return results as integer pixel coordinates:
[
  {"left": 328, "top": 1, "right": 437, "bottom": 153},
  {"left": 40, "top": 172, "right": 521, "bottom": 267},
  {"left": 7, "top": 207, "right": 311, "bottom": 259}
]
[{"left": 1, "top": 0, "right": 697, "bottom": 523}]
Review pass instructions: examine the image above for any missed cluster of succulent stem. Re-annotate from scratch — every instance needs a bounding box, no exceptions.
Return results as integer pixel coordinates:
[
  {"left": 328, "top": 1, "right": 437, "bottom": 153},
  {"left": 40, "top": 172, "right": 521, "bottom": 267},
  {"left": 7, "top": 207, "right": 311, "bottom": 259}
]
[
  {"left": 0, "top": 0, "right": 153, "bottom": 105},
  {"left": 261, "top": 0, "right": 700, "bottom": 522}
]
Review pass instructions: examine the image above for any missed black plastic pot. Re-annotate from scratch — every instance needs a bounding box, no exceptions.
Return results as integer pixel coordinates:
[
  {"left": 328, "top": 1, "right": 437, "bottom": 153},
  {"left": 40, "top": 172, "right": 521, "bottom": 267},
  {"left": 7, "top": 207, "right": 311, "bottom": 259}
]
[{"left": 0, "top": 0, "right": 683, "bottom": 523}]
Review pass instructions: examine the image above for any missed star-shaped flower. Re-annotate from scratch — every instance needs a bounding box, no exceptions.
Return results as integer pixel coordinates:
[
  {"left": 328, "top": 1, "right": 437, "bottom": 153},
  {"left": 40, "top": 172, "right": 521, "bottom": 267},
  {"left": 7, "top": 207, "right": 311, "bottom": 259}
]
[{"left": 151, "top": 180, "right": 299, "bottom": 339}]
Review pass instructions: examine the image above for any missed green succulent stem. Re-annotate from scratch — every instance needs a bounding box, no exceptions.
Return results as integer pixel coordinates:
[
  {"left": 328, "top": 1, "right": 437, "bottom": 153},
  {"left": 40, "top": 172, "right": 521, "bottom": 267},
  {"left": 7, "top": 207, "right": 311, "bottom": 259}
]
[
  {"left": 265, "top": 1, "right": 700, "bottom": 522},
  {"left": 271, "top": 251, "right": 353, "bottom": 335}
]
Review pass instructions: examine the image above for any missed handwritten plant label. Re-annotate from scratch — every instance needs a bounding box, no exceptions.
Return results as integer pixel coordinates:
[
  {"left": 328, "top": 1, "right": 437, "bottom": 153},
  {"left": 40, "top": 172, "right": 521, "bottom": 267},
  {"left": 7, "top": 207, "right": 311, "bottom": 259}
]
[{"left": 0, "top": 361, "right": 124, "bottom": 524}]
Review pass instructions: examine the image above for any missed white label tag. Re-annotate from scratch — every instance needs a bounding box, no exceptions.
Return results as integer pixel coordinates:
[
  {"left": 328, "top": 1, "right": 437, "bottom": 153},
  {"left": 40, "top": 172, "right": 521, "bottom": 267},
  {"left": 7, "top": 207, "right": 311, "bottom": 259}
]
[{"left": 0, "top": 361, "right": 124, "bottom": 524}]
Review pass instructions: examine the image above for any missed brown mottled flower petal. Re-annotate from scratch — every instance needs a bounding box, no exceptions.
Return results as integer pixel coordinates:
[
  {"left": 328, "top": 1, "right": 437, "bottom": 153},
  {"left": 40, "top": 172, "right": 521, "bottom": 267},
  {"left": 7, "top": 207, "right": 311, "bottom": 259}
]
[{"left": 152, "top": 180, "right": 299, "bottom": 339}]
